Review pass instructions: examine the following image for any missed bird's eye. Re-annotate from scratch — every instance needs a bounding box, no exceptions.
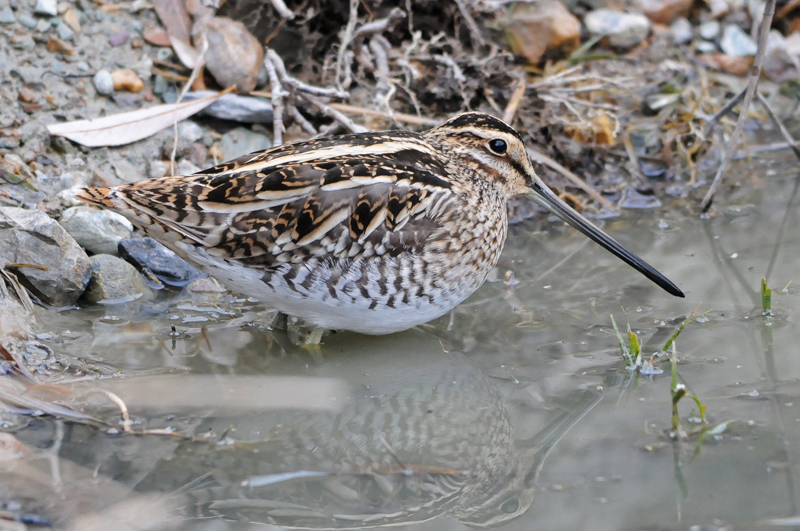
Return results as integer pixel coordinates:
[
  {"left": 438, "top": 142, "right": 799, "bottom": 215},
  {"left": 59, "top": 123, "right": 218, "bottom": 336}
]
[{"left": 488, "top": 139, "right": 507, "bottom": 155}]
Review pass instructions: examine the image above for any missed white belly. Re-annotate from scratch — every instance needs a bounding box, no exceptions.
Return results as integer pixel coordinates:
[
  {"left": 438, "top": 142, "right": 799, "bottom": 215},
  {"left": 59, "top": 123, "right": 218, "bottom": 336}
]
[{"left": 175, "top": 243, "right": 478, "bottom": 335}]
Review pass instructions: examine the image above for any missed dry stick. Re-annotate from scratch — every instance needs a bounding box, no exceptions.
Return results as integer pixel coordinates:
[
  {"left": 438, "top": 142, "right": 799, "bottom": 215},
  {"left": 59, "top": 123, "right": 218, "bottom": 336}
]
[
  {"left": 527, "top": 148, "right": 615, "bottom": 209},
  {"left": 327, "top": 102, "right": 439, "bottom": 126},
  {"left": 502, "top": 76, "right": 527, "bottom": 124},
  {"left": 170, "top": 35, "right": 208, "bottom": 176},
  {"left": 703, "top": 87, "right": 746, "bottom": 137},
  {"left": 756, "top": 91, "right": 800, "bottom": 160},
  {"left": 301, "top": 93, "right": 369, "bottom": 133},
  {"left": 269, "top": 0, "right": 295, "bottom": 19},
  {"left": 354, "top": 7, "right": 406, "bottom": 38},
  {"left": 264, "top": 50, "right": 286, "bottom": 146},
  {"left": 336, "top": 0, "right": 359, "bottom": 90},
  {"left": 700, "top": 0, "right": 776, "bottom": 212},
  {"left": 287, "top": 105, "right": 318, "bottom": 135},
  {"left": 453, "top": 0, "right": 486, "bottom": 47}
]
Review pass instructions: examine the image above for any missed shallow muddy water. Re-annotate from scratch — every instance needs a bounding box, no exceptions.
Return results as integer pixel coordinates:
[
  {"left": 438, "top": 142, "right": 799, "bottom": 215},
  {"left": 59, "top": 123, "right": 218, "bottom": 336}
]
[{"left": 4, "top": 155, "right": 800, "bottom": 531}]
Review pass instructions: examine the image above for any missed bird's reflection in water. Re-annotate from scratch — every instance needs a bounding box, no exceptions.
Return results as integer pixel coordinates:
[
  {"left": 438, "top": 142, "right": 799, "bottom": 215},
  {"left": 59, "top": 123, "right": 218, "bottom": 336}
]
[{"left": 136, "top": 330, "right": 598, "bottom": 529}]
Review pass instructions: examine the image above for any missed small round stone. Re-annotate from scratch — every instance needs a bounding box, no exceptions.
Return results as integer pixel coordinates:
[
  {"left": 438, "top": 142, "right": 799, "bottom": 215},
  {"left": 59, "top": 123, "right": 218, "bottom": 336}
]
[{"left": 93, "top": 70, "right": 114, "bottom": 96}]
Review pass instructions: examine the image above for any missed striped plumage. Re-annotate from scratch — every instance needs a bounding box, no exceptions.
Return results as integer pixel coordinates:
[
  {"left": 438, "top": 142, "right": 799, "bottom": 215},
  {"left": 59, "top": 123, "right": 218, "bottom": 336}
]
[{"left": 76, "top": 112, "right": 682, "bottom": 334}]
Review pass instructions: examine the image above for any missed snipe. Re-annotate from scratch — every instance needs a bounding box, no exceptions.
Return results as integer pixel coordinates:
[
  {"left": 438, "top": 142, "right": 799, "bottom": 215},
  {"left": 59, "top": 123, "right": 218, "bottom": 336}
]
[{"left": 76, "top": 112, "right": 683, "bottom": 335}]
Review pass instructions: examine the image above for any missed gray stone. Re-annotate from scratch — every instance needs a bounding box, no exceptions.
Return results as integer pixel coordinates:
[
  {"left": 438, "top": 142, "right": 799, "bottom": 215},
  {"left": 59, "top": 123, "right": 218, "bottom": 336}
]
[
  {"left": 36, "top": 170, "right": 92, "bottom": 195},
  {"left": 720, "top": 24, "right": 757, "bottom": 56},
  {"left": 34, "top": 0, "right": 57, "bottom": 17},
  {"left": 56, "top": 20, "right": 73, "bottom": 40},
  {"left": 183, "top": 91, "right": 274, "bottom": 124},
  {"left": 671, "top": 17, "right": 692, "bottom": 45},
  {"left": 219, "top": 127, "right": 271, "bottom": 160},
  {"left": 178, "top": 121, "right": 203, "bottom": 143},
  {"left": 699, "top": 20, "right": 720, "bottom": 40},
  {"left": 17, "top": 13, "right": 37, "bottom": 29},
  {"left": 0, "top": 207, "right": 91, "bottom": 307},
  {"left": 584, "top": 9, "right": 651, "bottom": 49},
  {"left": 76, "top": 61, "right": 90, "bottom": 72},
  {"left": 118, "top": 237, "right": 206, "bottom": 288},
  {"left": 112, "top": 157, "right": 144, "bottom": 183},
  {"left": 83, "top": 254, "right": 152, "bottom": 304},
  {"left": 695, "top": 40, "right": 718, "bottom": 53},
  {"left": 175, "top": 159, "right": 201, "bottom": 175},
  {"left": 35, "top": 18, "right": 50, "bottom": 32},
  {"left": 0, "top": 7, "right": 15, "bottom": 23},
  {"left": 93, "top": 69, "right": 114, "bottom": 96},
  {"left": 152, "top": 74, "right": 168, "bottom": 95},
  {"left": 148, "top": 160, "right": 168, "bottom": 179},
  {"left": 60, "top": 207, "right": 134, "bottom": 256}
]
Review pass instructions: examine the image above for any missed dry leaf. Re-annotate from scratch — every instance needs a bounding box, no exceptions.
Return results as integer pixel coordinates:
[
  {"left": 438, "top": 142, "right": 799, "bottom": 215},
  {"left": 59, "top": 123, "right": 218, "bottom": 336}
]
[
  {"left": 46, "top": 89, "right": 232, "bottom": 147},
  {"left": 153, "top": 0, "right": 191, "bottom": 44},
  {"left": 169, "top": 34, "right": 201, "bottom": 69}
]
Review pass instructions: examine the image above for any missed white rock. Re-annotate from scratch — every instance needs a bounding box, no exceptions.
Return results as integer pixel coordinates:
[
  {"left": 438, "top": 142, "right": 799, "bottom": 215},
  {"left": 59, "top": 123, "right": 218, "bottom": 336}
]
[
  {"left": 671, "top": 17, "right": 692, "bottom": 45},
  {"left": 176, "top": 159, "right": 202, "bottom": 175},
  {"left": 93, "top": 70, "right": 114, "bottom": 96},
  {"left": 178, "top": 121, "right": 204, "bottom": 143},
  {"left": 720, "top": 24, "right": 757, "bottom": 56},
  {"left": 584, "top": 9, "right": 651, "bottom": 49},
  {"left": 699, "top": 20, "right": 720, "bottom": 40},
  {"left": 34, "top": 0, "right": 57, "bottom": 17}
]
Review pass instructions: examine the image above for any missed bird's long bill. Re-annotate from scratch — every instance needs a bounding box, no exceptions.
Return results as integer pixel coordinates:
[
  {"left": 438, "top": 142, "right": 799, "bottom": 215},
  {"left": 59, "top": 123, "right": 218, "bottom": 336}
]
[{"left": 525, "top": 181, "right": 685, "bottom": 298}]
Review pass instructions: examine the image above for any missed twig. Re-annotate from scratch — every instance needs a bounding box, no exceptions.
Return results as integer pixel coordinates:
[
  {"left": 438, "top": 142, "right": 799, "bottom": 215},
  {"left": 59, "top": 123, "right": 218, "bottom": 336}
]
[
  {"left": 300, "top": 93, "right": 369, "bottom": 133},
  {"left": 336, "top": 0, "right": 359, "bottom": 90},
  {"left": 527, "top": 148, "right": 615, "bottom": 210},
  {"left": 270, "top": 50, "right": 348, "bottom": 99},
  {"left": 354, "top": 7, "right": 406, "bottom": 37},
  {"left": 702, "top": 87, "right": 745, "bottom": 137},
  {"left": 287, "top": 105, "right": 318, "bottom": 135},
  {"left": 96, "top": 389, "right": 133, "bottom": 433},
  {"left": 756, "top": 91, "right": 800, "bottom": 160},
  {"left": 370, "top": 38, "right": 391, "bottom": 97},
  {"left": 433, "top": 54, "right": 466, "bottom": 83},
  {"left": 453, "top": 0, "right": 486, "bottom": 47},
  {"left": 327, "top": 102, "right": 439, "bottom": 126},
  {"left": 170, "top": 35, "right": 208, "bottom": 176},
  {"left": 700, "top": 0, "right": 776, "bottom": 212},
  {"left": 264, "top": 49, "right": 287, "bottom": 146},
  {"left": 502, "top": 75, "right": 526, "bottom": 124},
  {"left": 269, "top": 0, "right": 295, "bottom": 19}
]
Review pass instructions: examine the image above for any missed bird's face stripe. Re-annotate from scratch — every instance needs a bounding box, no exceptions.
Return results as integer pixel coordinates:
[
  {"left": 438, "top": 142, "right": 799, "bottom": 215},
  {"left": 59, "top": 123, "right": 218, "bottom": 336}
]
[{"left": 230, "top": 140, "right": 439, "bottom": 175}]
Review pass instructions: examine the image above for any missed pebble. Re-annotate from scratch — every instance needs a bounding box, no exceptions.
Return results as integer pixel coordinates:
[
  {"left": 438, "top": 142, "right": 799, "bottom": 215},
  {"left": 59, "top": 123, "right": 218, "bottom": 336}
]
[
  {"left": 93, "top": 70, "right": 114, "bottom": 96},
  {"left": 111, "top": 68, "right": 143, "bottom": 92},
  {"left": 35, "top": 19, "right": 50, "bottom": 32},
  {"left": 0, "top": 207, "right": 91, "bottom": 307},
  {"left": 34, "top": 0, "right": 57, "bottom": 17},
  {"left": 504, "top": 0, "right": 581, "bottom": 64},
  {"left": 183, "top": 91, "right": 274, "bottom": 124},
  {"left": 178, "top": 121, "right": 204, "bottom": 143},
  {"left": 108, "top": 31, "right": 129, "bottom": 47},
  {"left": 47, "top": 36, "right": 75, "bottom": 55},
  {"left": 83, "top": 254, "right": 153, "bottom": 304},
  {"left": 36, "top": 170, "right": 92, "bottom": 195},
  {"left": 112, "top": 158, "right": 145, "bottom": 183},
  {"left": 0, "top": 7, "right": 14, "bottom": 23},
  {"left": 176, "top": 159, "right": 201, "bottom": 175},
  {"left": 720, "top": 24, "right": 757, "bottom": 56},
  {"left": 17, "top": 13, "right": 37, "bottom": 29},
  {"left": 118, "top": 237, "right": 207, "bottom": 288},
  {"left": 619, "top": 188, "right": 663, "bottom": 209},
  {"left": 56, "top": 20, "right": 74, "bottom": 40},
  {"left": 76, "top": 61, "right": 90, "bottom": 71},
  {"left": 148, "top": 160, "right": 169, "bottom": 179},
  {"left": 695, "top": 40, "right": 718, "bottom": 53},
  {"left": 584, "top": 9, "right": 651, "bottom": 49},
  {"left": 204, "top": 17, "right": 264, "bottom": 93},
  {"left": 152, "top": 74, "right": 168, "bottom": 95},
  {"left": 699, "top": 20, "right": 720, "bottom": 40},
  {"left": 218, "top": 127, "right": 271, "bottom": 160},
  {"left": 60, "top": 207, "right": 134, "bottom": 256},
  {"left": 671, "top": 17, "right": 692, "bottom": 45}
]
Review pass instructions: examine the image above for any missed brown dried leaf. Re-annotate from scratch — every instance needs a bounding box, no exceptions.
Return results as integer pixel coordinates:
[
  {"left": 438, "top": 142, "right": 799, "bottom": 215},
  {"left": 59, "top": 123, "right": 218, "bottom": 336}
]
[{"left": 153, "top": 0, "right": 191, "bottom": 44}]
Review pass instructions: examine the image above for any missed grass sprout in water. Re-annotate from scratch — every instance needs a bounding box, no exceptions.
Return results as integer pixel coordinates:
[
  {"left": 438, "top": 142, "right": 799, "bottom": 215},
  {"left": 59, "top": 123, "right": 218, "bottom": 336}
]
[{"left": 762, "top": 277, "right": 773, "bottom": 316}]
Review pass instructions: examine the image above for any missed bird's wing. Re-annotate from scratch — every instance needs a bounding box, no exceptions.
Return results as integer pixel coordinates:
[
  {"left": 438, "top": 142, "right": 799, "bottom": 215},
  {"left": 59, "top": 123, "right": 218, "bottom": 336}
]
[{"left": 78, "top": 132, "right": 458, "bottom": 268}]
